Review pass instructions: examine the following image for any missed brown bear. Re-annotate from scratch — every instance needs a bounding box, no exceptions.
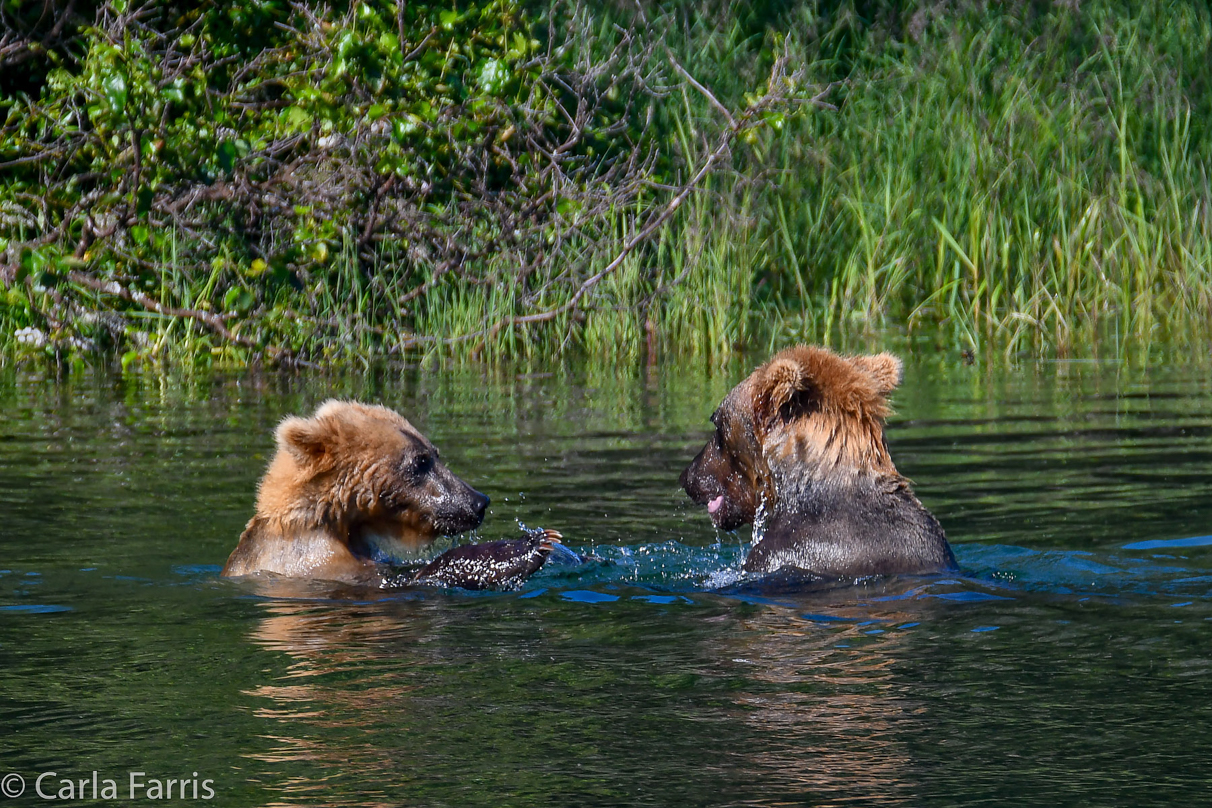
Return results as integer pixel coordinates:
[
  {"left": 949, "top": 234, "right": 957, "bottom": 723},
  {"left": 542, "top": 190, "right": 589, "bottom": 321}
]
[
  {"left": 680, "top": 346, "right": 955, "bottom": 580},
  {"left": 222, "top": 400, "right": 558, "bottom": 589}
]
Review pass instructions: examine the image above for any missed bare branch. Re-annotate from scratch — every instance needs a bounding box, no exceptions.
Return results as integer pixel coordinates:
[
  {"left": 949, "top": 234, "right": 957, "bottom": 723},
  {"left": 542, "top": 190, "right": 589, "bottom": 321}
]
[
  {"left": 65, "top": 269, "right": 272, "bottom": 356},
  {"left": 421, "top": 48, "right": 797, "bottom": 349},
  {"left": 666, "top": 52, "right": 736, "bottom": 127}
]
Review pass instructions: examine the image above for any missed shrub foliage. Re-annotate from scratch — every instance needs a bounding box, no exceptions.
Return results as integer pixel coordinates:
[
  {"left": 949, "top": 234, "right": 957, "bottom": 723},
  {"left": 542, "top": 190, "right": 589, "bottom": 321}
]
[
  {"left": 4, "top": 1, "right": 1212, "bottom": 366},
  {"left": 1, "top": 0, "right": 687, "bottom": 362}
]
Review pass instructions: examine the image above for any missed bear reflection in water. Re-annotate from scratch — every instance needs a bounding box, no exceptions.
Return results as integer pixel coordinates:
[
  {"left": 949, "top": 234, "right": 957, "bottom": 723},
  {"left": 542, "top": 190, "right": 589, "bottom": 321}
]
[
  {"left": 221, "top": 399, "right": 560, "bottom": 590},
  {"left": 242, "top": 589, "right": 934, "bottom": 804},
  {"left": 709, "top": 600, "right": 930, "bottom": 804}
]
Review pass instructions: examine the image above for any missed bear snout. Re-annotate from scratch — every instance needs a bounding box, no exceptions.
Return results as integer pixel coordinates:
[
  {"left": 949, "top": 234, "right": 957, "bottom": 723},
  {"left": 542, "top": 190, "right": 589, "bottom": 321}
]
[
  {"left": 679, "top": 460, "right": 713, "bottom": 506},
  {"left": 681, "top": 439, "right": 756, "bottom": 531},
  {"left": 471, "top": 488, "right": 490, "bottom": 521},
  {"left": 427, "top": 470, "right": 491, "bottom": 535},
  {"left": 680, "top": 442, "right": 728, "bottom": 508},
  {"left": 680, "top": 456, "right": 731, "bottom": 528}
]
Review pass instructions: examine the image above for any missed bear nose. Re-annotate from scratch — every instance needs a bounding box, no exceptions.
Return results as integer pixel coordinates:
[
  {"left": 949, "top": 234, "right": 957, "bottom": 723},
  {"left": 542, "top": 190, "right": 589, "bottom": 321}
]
[
  {"left": 680, "top": 462, "right": 704, "bottom": 501},
  {"left": 472, "top": 489, "right": 490, "bottom": 518}
]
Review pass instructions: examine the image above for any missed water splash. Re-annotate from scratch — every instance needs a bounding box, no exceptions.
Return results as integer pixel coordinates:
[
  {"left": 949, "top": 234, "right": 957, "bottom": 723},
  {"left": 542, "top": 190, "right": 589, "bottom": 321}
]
[
  {"left": 751, "top": 498, "right": 770, "bottom": 546},
  {"left": 517, "top": 538, "right": 1212, "bottom": 606}
]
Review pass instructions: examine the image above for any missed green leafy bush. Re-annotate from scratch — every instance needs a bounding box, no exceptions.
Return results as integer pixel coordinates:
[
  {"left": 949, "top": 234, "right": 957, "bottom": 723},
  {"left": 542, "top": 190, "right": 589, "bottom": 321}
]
[{"left": 0, "top": 0, "right": 674, "bottom": 363}]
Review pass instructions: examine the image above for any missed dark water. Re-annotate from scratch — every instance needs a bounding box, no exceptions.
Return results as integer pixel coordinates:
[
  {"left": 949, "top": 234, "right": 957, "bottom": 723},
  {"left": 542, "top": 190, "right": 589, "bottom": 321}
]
[{"left": 2, "top": 357, "right": 1211, "bottom": 806}]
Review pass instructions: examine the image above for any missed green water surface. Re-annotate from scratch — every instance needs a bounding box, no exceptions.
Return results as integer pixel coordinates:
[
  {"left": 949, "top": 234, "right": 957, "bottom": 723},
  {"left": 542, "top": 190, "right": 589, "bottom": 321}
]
[{"left": 1, "top": 356, "right": 1211, "bottom": 806}]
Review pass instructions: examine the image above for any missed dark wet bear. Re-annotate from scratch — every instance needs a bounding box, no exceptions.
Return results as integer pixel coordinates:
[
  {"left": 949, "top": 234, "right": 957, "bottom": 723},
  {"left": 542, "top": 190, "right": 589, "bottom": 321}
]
[
  {"left": 222, "top": 400, "right": 557, "bottom": 589},
  {"left": 680, "top": 346, "right": 956, "bottom": 579}
]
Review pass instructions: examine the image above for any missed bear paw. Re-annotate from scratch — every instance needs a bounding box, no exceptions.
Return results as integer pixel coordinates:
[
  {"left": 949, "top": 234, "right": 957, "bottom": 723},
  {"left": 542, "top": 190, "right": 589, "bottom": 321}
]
[{"left": 405, "top": 528, "right": 563, "bottom": 591}]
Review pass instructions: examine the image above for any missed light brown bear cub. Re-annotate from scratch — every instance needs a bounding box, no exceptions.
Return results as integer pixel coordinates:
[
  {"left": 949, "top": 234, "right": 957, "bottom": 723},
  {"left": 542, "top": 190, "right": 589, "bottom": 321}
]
[
  {"left": 680, "top": 346, "right": 955, "bottom": 580},
  {"left": 222, "top": 400, "right": 558, "bottom": 589}
]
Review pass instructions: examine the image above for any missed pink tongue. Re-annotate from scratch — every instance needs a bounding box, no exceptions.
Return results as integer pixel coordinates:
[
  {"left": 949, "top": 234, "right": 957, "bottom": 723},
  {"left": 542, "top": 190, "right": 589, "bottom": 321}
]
[{"left": 707, "top": 495, "right": 724, "bottom": 515}]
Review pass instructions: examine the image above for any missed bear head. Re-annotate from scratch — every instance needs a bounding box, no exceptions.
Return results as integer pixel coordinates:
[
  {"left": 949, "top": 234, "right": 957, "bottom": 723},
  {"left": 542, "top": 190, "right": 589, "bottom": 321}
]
[
  {"left": 256, "top": 400, "right": 490, "bottom": 555},
  {"left": 680, "top": 346, "right": 903, "bottom": 530}
]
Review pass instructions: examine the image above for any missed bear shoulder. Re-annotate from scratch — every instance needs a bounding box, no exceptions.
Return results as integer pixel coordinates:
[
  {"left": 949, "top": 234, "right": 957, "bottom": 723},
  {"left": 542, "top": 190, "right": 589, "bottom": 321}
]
[{"left": 222, "top": 515, "right": 375, "bottom": 581}]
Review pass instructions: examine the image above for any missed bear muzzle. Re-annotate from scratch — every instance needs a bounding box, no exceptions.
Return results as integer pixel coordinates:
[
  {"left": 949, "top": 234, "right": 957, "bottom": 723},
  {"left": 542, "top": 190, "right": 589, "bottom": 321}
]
[
  {"left": 680, "top": 440, "right": 757, "bottom": 532},
  {"left": 681, "top": 461, "right": 740, "bottom": 530},
  {"left": 430, "top": 486, "right": 490, "bottom": 535}
]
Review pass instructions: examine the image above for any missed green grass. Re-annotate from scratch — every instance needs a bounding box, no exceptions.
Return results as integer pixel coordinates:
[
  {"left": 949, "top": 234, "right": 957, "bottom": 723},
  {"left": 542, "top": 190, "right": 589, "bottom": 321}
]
[
  {"left": 379, "top": 0, "right": 1212, "bottom": 365},
  {"left": 4, "top": 0, "right": 1212, "bottom": 368},
  {"left": 628, "top": 0, "right": 1212, "bottom": 363}
]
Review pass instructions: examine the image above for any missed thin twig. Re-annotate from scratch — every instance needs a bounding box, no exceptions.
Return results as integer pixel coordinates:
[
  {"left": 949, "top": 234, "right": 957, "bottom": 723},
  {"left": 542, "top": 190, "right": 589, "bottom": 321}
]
[{"left": 666, "top": 52, "right": 735, "bottom": 126}]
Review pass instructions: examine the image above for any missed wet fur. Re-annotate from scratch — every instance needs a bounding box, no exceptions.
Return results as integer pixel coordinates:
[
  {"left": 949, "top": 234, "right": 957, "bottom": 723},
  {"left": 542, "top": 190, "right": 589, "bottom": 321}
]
[
  {"left": 396, "top": 528, "right": 563, "bottom": 591},
  {"left": 681, "top": 346, "right": 956, "bottom": 579},
  {"left": 223, "top": 400, "right": 535, "bottom": 588}
]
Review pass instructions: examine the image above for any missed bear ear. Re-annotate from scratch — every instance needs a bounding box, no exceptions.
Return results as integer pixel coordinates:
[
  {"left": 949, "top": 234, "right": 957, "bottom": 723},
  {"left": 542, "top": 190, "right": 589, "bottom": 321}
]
[
  {"left": 754, "top": 354, "right": 811, "bottom": 427},
  {"left": 849, "top": 352, "right": 903, "bottom": 395},
  {"left": 276, "top": 415, "right": 335, "bottom": 471}
]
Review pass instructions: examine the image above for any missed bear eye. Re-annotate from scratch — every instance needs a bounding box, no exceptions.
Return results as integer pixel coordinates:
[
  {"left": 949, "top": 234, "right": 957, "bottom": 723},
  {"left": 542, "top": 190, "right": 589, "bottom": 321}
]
[{"left": 411, "top": 453, "right": 433, "bottom": 475}]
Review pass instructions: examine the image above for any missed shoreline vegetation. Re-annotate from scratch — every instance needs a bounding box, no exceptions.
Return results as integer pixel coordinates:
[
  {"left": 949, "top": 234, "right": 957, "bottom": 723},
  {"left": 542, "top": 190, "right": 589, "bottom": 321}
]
[{"left": 2, "top": 1, "right": 1211, "bottom": 369}]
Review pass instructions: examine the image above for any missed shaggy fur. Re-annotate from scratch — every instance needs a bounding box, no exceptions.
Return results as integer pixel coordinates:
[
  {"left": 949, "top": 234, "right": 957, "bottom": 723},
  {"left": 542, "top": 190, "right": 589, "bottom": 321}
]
[
  {"left": 680, "top": 346, "right": 956, "bottom": 579},
  {"left": 223, "top": 400, "right": 497, "bottom": 585}
]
